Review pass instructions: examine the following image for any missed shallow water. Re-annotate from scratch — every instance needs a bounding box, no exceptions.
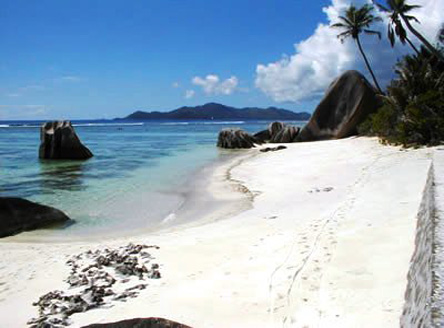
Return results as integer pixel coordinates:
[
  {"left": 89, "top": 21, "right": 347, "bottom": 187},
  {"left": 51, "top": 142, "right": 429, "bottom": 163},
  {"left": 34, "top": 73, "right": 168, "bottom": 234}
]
[{"left": 0, "top": 119, "right": 305, "bottom": 239}]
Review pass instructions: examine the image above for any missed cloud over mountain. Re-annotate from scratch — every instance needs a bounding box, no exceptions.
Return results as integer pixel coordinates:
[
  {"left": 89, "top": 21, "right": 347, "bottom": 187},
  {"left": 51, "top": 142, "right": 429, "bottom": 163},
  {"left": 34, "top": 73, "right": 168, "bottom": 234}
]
[{"left": 192, "top": 74, "right": 239, "bottom": 95}]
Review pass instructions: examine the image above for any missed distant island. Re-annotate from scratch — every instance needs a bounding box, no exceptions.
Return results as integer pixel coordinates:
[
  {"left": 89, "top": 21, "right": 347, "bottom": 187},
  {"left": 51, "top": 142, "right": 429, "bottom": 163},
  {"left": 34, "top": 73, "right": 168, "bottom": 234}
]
[{"left": 122, "top": 103, "right": 311, "bottom": 120}]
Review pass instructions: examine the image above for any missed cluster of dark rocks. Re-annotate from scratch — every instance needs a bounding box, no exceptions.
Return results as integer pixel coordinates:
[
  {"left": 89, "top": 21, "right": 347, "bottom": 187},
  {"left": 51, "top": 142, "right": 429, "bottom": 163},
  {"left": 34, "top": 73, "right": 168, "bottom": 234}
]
[
  {"left": 217, "top": 121, "right": 300, "bottom": 149},
  {"left": 217, "top": 70, "right": 381, "bottom": 149},
  {"left": 254, "top": 121, "right": 300, "bottom": 144},
  {"left": 28, "top": 243, "right": 161, "bottom": 328},
  {"left": 217, "top": 128, "right": 261, "bottom": 149}
]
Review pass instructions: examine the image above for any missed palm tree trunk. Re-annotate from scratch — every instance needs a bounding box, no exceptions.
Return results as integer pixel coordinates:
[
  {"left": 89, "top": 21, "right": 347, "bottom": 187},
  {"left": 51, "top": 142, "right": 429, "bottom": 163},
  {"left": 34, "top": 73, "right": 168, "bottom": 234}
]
[
  {"left": 355, "top": 36, "right": 383, "bottom": 93},
  {"left": 400, "top": 13, "right": 444, "bottom": 62},
  {"left": 405, "top": 36, "right": 420, "bottom": 55}
]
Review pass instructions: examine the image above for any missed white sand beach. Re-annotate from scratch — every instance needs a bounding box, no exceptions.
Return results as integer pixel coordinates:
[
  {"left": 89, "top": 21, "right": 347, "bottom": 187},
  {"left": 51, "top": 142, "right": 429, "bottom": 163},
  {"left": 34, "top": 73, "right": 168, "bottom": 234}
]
[{"left": 0, "top": 137, "right": 438, "bottom": 327}]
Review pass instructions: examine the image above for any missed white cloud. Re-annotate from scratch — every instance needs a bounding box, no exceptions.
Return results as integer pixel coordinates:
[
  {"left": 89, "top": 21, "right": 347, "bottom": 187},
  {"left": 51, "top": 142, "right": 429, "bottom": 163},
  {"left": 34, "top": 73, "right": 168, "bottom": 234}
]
[
  {"left": 192, "top": 74, "right": 239, "bottom": 95},
  {"left": 20, "top": 84, "right": 46, "bottom": 91},
  {"left": 55, "top": 76, "right": 83, "bottom": 83},
  {"left": 255, "top": 0, "right": 444, "bottom": 103},
  {"left": 172, "top": 82, "right": 180, "bottom": 88},
  {"left": 185, "top": 89, "right": 195, "bottom": 99}
]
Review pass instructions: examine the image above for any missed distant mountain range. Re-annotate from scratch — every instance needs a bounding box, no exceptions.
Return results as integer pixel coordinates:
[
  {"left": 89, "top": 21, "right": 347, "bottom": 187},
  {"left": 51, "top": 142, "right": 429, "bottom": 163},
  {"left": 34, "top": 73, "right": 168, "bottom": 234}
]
[{"left": 122, "top": 103, "right": 310, "bottom": 120}]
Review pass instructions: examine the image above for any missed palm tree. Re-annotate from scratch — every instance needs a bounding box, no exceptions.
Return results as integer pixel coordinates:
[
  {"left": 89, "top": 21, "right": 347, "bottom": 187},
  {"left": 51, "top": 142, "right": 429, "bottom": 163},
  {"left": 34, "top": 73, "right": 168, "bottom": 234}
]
[
  {"left": 373, "top": 0, "right": 444, "bottom": 62},
  {"left": 387, "top": 13, "right": 419, "bottom": 54},
  {"left": 331, "top": 4, "right": 384, "bottom": 93}
]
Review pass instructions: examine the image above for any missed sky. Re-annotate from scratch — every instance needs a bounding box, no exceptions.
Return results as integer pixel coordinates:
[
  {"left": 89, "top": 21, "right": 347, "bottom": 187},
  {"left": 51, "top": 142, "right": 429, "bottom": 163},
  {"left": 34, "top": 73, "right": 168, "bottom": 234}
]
[{"left": 0, "top": 0, "right": 442, "bottom": 120}]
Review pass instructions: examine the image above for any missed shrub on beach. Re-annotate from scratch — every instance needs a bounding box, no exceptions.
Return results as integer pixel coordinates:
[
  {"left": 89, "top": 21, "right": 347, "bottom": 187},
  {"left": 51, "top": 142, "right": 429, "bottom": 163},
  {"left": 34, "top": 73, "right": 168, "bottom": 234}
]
[{"left": 359, "top": 47, "right": 444, "bottom": 147}]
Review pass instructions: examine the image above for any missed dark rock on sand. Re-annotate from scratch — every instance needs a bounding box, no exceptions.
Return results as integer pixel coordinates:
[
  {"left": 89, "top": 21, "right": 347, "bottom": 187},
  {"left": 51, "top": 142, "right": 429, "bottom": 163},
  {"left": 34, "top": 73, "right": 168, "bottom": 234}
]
[
  {"left": 253, "top": 129, "right": 271, "bottom": 143},
  {"left": 0, "top": 197, "right": 72, "bottom": 238},
  {"left": 270, "top": 125, "right": 300, "bottom": 143},
  {"left": 82, "top": 317, "right": 192, "bottom": 328},
  {"left": 260, "top": 145, "right": 287, "bottom": 153},
  {"left": 254, "top": 122, "right": 299, "bottom": 143},
  {"left": 39, "top": 121, "right": 93, "bottom": 160},
  {"left": 254, "top": 121, "right": 285, "bottom": 143},
  {"left": 217, "top": 128, "right": 260, "bottom": 149},
  {"left": 297, "top": 70, "right": 382, "bottom": 142}
]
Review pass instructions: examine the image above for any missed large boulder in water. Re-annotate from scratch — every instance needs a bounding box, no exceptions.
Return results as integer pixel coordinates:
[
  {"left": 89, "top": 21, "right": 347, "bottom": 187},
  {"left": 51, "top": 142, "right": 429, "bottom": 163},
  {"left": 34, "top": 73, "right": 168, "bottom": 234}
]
[
  {"left": 39, "top": 121, "right": 93, "bottom": 160},
  {"left": 0, "top": 197, "right": 73, "bottom": 238},
  {"left": 296, "top": 70, "right": 382, "bottom": 142},
  {"left": 217, "top": 128, "right": 260, "bottom": 149},
  {"left": 82, "top": 317, "right": 192, "bottom": 328}
]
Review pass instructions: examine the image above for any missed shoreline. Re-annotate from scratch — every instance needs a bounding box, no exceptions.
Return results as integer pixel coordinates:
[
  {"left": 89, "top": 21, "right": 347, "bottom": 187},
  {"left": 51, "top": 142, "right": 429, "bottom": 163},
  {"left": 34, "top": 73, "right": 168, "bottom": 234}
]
[
  {"left": 2, "top": 147, "right": 256, "bottom": 244},
  {"left": 0, "top": 137, "right": 439, "bottom": 327}
]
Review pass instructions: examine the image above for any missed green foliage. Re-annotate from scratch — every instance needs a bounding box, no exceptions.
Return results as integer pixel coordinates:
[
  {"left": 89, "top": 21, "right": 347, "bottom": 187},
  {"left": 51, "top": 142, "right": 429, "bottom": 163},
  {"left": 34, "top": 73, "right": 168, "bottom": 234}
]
[{"left": 359, "top": 48, "right": 444, "bottom": 147}]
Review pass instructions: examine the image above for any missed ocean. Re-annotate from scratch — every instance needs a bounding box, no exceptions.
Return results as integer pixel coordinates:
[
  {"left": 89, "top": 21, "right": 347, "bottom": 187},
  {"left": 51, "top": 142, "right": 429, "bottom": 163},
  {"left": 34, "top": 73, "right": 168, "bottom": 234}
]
[{"left": 0, "top": 119, "right": 305, "bottom": 240}]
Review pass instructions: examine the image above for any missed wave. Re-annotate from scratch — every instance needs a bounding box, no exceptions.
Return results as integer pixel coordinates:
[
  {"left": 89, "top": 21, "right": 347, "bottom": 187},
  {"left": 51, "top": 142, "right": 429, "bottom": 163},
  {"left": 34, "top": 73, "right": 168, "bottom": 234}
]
[
  {"left": 160, "top": 121, "right": 245, "bottom": 126},
  {"left": 160, "top": 122, "right": 190, "bottom": 126},
  {"left": 0, "top": 124, "right": 38, "bottom": 128},
  {"left": 0, "top": 122, "right": 145, "bottom": 128},
  {"left": 72, "top": 123, "right": 144, "bottom": 127}
]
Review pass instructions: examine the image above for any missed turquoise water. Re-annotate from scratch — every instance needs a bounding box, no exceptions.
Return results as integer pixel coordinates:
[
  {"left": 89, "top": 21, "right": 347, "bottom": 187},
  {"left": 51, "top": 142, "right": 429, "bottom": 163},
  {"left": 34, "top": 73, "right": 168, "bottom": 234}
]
[{"left": 0, "top": 120, "right": 305, "bottom": 238}]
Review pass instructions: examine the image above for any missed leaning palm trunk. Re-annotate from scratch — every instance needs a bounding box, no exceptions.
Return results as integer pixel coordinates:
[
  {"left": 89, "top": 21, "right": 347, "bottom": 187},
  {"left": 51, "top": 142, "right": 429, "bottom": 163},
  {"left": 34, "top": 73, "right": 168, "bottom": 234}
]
[
  {"left": 405, "top": 36, "right": 420, "bottom": 55},
  {"left": 356, "top": 36, "right": 383, "bottom": 93},
  {"left": 401, "top": 13, "right": 444, "bottom": 62}
]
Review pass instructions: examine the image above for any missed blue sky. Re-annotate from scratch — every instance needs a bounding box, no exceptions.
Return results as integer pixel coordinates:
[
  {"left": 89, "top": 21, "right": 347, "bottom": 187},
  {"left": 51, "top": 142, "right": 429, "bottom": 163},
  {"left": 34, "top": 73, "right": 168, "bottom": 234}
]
[{"left": 0, "top": 0, "right": 442, "bottom": 119}]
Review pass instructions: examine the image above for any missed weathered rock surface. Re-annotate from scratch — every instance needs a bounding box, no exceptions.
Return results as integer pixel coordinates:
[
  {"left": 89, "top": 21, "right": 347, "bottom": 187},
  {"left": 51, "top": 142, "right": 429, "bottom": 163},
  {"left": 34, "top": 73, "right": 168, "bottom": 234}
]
[
  {"left": 0, "top": 197, "right": 72, "bottom": 238},
  {"left": 254, "top": 122, "right": 299, "bottom": 143},
  {"left": 253, "top": 129, "right": 271, "bottom": 143},
  {"left": 297, "top": 70, "right": 382, "bottom": 142},
  {"left": 39, "top": 121, "right": 93, "bottom": 160},
  {"left": 217, "top": 128, "right": 260, "bottom": 149},
  {"left": 82, "top": 317, "right": 192, "bottom": 328},
  {"left": 269, "top": 121, "right": 285, "bottom": 137},
  {"left": 270, "top": 125, "right": 300, "bottom": 143}
]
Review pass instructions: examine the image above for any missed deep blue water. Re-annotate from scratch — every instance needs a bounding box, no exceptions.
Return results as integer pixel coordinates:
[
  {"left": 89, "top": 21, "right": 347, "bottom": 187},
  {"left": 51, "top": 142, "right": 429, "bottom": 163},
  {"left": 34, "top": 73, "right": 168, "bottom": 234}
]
[{"left": 0, "top": 119, "right": 305, "bottom": 238}]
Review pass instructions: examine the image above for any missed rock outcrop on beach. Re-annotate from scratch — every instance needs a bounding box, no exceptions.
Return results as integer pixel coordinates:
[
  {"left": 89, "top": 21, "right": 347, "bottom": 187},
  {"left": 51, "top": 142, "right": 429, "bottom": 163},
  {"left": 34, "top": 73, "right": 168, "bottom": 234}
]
[
  {"left": 296, "top": 70, "right": 382, "bottom": 142},
  {"left": 39, "top": 121, "right": 93, "bottom": 160},
  {"left": 217, "top": 128, "right": 260, "bottom": 149},
  {"left": 254, "top": 121, "right": 300, "bottom": 143},
  {"left": 270, "top": 125, "right": 300, "bottom": 143},
  {"left": 82, "top": 317, "right": 192, "bottom": 328},
  {"left": 0, "top": 197, "right": 72, "bottom": 238}
]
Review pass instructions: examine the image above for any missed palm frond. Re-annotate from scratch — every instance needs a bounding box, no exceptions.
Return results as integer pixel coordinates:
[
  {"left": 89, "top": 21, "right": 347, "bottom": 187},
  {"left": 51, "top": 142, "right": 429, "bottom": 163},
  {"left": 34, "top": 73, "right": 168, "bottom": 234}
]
[
  {"left": 388, "top": 25, "right": 396, "bottom": 46},
  {"left": 403, "top": 15, "right": 420, "bottom": 24},
  {"left": 403, "top": 4, "right": 421, "bottom": 12},
  {"left": 364, "top": 29, "right": 382, "bottom": 39}
]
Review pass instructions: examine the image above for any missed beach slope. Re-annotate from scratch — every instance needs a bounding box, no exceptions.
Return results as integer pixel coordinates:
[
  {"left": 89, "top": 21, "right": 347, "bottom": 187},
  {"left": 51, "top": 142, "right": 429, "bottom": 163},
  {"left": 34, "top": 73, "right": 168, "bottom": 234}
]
[{"left": 0, "top": 137, "right": 434, "bottom": 327}]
